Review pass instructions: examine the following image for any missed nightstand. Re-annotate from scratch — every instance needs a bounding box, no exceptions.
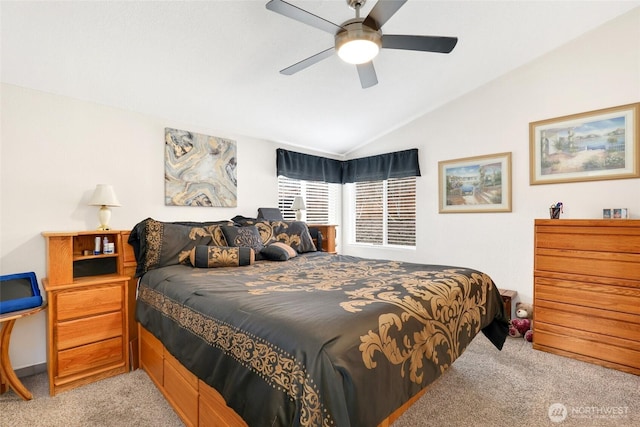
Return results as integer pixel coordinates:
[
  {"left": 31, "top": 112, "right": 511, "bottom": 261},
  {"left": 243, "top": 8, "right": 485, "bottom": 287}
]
[
  {"left": 310, "top": 224, "right": 337, "bottom": 254},
  {"left": 42, "top": 231, "right": 130, "bottom": 395},
  {"left": 498, "top": 288, "right": 517, "bottom": 321}
]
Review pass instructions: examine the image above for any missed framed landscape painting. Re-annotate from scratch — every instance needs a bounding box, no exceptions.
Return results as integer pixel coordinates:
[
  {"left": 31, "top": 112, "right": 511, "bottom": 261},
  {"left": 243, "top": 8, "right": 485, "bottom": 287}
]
[
  {"left": 438, "top": 152, "right": 512, "bottom": 213},
  {"left": 529, "top": 103, "right": 640, "bottom": 185}
]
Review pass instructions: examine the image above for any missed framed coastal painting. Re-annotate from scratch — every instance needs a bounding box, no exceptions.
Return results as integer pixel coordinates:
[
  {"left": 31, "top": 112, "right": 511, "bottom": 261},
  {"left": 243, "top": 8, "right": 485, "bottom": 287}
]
[
  {"left": 529, "top": 103, "right": 640, "bottom": 185},
  {"left": 438, "top": 152, "right": 512, "bottom": 213}
]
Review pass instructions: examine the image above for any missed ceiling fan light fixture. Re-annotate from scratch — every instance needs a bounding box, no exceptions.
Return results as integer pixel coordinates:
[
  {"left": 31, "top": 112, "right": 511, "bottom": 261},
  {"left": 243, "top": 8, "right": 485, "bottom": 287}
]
[{"left": 335, "top": 22, "right": 382, "bottom": 65}]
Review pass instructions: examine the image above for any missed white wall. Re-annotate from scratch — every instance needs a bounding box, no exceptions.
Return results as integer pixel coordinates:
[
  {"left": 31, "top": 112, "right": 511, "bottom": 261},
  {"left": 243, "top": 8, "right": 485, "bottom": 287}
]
[
  {"left": 343, "top": 9, "right": 640, "bottom": 305},
  {"left": 0, "top": 84, "right": 325, "bottom": 370}
]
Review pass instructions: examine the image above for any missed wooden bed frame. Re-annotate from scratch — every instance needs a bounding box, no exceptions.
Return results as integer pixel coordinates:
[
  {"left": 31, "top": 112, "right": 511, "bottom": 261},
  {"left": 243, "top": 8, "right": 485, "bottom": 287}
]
[{"left": 138, "top": 323, "right": 428, "bottom": 427}]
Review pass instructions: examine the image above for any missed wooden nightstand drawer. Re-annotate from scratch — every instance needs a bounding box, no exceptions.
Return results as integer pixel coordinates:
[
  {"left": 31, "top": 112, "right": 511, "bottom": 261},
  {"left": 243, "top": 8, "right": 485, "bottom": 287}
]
[
  {"left": 57, "top": 311, "right": 123, "bottom": 350},
  {"left": 56, "top": 285, "right": 123, "bottom": 321},
  {"left": 57, "top": 336, "right": 124, "bottom": 377}
]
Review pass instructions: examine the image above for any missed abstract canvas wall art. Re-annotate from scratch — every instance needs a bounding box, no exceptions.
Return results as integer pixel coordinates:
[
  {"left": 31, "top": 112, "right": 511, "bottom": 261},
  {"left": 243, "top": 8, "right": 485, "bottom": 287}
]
[{"left": 165, "top": 128, "right": 237, "bottom": 207}]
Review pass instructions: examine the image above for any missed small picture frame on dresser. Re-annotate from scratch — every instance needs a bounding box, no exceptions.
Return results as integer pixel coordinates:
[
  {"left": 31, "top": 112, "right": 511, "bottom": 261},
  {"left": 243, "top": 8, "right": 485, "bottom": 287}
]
[
  {"left": 605, "top": 208, "right": 630, "bottom": 219},
  {"left": 614, "top": 208, "right": 629, "bottom": 219}
]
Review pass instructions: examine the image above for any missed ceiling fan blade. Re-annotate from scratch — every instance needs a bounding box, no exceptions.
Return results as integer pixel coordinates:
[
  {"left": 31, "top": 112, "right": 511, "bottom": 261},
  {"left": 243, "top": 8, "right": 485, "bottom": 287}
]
[
  {"left": 266, "top": 0, "right": 343, "bottom": 35},
  {"left": 363, "top": 0, "right": 408, "bottom": 30},
  {"left": 280, "top": 47, "right": 335, "bottom": 75},
  {"left": 356, "top": 62, "right": 378, "bottom": 89},
  {"left": 382, "top": 35, "right": 458, "bottom": 53}
]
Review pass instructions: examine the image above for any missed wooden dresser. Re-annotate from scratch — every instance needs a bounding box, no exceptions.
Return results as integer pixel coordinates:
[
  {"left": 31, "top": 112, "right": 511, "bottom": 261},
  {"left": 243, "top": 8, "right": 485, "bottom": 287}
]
[
  {"left": 42, "top": 230, "right": 130, "bottom": 395},
  {"left": 533, "top": 219, "right": 640, "bottom": 375}
]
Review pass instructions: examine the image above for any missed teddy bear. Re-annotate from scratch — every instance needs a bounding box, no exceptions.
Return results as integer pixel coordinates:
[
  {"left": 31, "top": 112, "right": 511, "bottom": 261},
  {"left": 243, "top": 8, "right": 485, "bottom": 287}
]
[{"left": 508, "top": 302, "right": 533, "bottom": 342}]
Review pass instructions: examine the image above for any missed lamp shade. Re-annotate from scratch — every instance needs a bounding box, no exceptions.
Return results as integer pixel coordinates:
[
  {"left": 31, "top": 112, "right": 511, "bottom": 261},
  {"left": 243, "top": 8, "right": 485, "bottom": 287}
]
[
  {"left": 89, "top": 184, "right": 121, "bottom": 207},
  {"left": 291, "top": 196, "right": 306, "bottom": 211}
]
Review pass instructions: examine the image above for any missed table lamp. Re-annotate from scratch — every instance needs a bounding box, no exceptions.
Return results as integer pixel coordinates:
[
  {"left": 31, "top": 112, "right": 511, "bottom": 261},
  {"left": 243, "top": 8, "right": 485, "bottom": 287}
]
[
  {"left": 89, "top": 184, "right": 121, "bottom": 230},
  {"left": 291, "top": 196, "right": 306, "bottom": 221}
]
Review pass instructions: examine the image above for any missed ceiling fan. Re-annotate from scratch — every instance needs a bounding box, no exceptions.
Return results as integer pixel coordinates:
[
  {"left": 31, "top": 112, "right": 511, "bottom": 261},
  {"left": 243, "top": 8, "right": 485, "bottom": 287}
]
[{"left": 266, "top": 0, "right": 458, "bottom": 88}]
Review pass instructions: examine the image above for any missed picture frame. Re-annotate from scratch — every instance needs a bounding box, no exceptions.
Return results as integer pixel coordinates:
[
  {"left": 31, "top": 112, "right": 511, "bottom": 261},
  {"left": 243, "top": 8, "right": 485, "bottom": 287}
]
[
  {"left": 438, "top": 152, "right": 512, "bottom": 213},
  {"left": 529, "top": 103, "right": 640, "bottom": 185},
  {"left": 604, "top": 208, "right": 630, "bottom": 219},
  {"left": 164, "top": 128, "right": 237, "bottom": 207}
]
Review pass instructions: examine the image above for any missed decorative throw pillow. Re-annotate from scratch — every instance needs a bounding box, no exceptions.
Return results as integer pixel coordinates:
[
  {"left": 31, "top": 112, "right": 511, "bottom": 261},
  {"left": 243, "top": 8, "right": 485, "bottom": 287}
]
[
  {"left": 261, "top": 242, "right": 298, "bottom": 261},
  {"left": 231, "top": 215, "right": 257, "bottom": 226},
  {"left": 244, "top": 220, "right": 316, "bottom": 253},
  {"left": 128, "top": 218, "right": 233, "bottom": 276},
  {"left": 190, "top": 246, "right": 254, "bottom": 268},
  {"left": 210, "top": 225, "right": 229, "bottom": 246},
  {"left": 220, "top": 225, "right": 265, "bottom": 254},
  {"left": 269, "top": 221, "right": 317, "bottom": 253},
  {"left": 253, "top": 220, "right": 276, "bottom": 246}
]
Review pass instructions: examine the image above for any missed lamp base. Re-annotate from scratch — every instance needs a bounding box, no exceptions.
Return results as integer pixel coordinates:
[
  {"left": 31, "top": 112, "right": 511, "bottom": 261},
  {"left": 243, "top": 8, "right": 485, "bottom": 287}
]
[
  {"left": 97, "top": 205, "right": 112, "bottom": 230},
  {"left": 295, "top": 210, "right": 302, "bottom": 221}
]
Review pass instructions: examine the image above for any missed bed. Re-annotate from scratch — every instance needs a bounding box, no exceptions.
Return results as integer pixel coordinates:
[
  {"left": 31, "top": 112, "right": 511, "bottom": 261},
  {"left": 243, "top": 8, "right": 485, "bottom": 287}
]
[{"left": 130, "top": 218, "right": 509, "bottom": 427}]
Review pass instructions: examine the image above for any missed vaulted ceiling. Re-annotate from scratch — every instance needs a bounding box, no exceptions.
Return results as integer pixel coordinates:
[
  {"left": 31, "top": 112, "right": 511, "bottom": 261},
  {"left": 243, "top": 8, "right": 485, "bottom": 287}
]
[{"left": 2, "top": 1, "right": 639, "bottom": 155}]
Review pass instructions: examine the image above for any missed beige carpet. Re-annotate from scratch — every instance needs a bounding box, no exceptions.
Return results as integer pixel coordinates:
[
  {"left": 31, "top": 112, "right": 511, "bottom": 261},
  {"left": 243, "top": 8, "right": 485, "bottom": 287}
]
[{"left": 1, "top": 336, "right": 638, "bottom": 426}]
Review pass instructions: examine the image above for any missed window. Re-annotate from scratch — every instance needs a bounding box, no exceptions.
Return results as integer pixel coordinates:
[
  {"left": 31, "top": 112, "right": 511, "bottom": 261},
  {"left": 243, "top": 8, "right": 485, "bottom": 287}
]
[
  {"left": 354, "top": 176, "right": 416, "bottom": 247},
  {"left": 277, "top": 176, "right": 340, "bottom": 224}
]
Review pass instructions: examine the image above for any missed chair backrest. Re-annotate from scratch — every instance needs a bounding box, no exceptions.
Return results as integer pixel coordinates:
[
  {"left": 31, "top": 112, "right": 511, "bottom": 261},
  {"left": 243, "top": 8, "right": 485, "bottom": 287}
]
[
  {"left": 0, "top": 272, "right": 43, "bottom": 314},
  {"left": 257, "top": 207, "right": 284, "bottom": 221}
]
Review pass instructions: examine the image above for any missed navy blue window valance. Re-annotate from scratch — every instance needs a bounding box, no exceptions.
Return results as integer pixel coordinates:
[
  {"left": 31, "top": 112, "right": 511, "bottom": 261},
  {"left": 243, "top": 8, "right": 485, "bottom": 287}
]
[
  {"left": 276, "top": 148, "right": 343, "bottom": 184},
  {"left": 276, "top": 148, "right": 420, "bottom": 184}
]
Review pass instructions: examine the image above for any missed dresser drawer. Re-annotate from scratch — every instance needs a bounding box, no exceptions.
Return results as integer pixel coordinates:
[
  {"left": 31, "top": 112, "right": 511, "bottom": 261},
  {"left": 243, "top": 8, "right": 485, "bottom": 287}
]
[
  {"left": 534, "top": 325, "right": 640, "bottom": 372},
  {"left": 56, "top": 284, "right": 123, "bottom": 321},
  {"left": 56, "top": 311, "right": 123, "bottom": 350},
  {"left": 535, "top": 304, "right": 640, "bottom": 342},
  {"left": 535, "top": 249, "right": 640, "bottom": 280},
  {"left": 535, "top": 228, "right": 640, "bottom": 253},
  {"left": 57, "top": 336, "right": 124, "bottom": 377},
  {"left": 534, "top": 278, "right": 640, "bottom": 315}
]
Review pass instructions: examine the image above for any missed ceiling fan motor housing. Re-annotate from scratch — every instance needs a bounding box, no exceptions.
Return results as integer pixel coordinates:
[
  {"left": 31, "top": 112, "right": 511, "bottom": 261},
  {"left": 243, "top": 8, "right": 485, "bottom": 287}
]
[{"left": 335, "top": 20, "right": 382, "bottom": 64}]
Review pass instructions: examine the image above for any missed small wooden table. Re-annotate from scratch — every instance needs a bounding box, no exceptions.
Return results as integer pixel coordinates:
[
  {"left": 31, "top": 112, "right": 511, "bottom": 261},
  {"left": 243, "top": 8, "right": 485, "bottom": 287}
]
[
  {"left": 498, "top": 289, "right": 517, "bottom": 321},
  {"left": 0, "top": 304, "right": 46, "bottom": 400}
]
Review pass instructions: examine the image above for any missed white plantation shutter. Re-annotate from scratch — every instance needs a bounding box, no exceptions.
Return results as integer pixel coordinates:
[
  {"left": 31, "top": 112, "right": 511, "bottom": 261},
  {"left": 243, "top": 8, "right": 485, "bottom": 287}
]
[
  {"left": 278, "top": 176, "right": 339, "bottom": 224},
  {"left": 305, "top": 181, "right": 330, "bottom": 223},
  {"left": 387, "top": 177, "right": 416, "bottom": 246},
  {"left": 355, "top": 181, "right": 384, "bottom": 244},
  {"left": 354, "top": 177, "right": 416, "bottom": 247},
  {"left": 278, "top": 177, "right": 301, "bottom": 221}
]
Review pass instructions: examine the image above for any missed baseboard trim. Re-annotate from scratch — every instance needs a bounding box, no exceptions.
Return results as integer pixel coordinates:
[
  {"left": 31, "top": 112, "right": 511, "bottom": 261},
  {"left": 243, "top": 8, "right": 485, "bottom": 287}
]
[{"left": 15, "top": 363, "right": 47, "bottom": 378}]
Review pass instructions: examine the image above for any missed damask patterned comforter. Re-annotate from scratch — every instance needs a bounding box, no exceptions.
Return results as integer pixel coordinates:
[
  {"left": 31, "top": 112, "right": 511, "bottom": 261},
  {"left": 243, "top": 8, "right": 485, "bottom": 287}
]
[{"left": 136, "top": 252, "right": 508, "bottom": 427}]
